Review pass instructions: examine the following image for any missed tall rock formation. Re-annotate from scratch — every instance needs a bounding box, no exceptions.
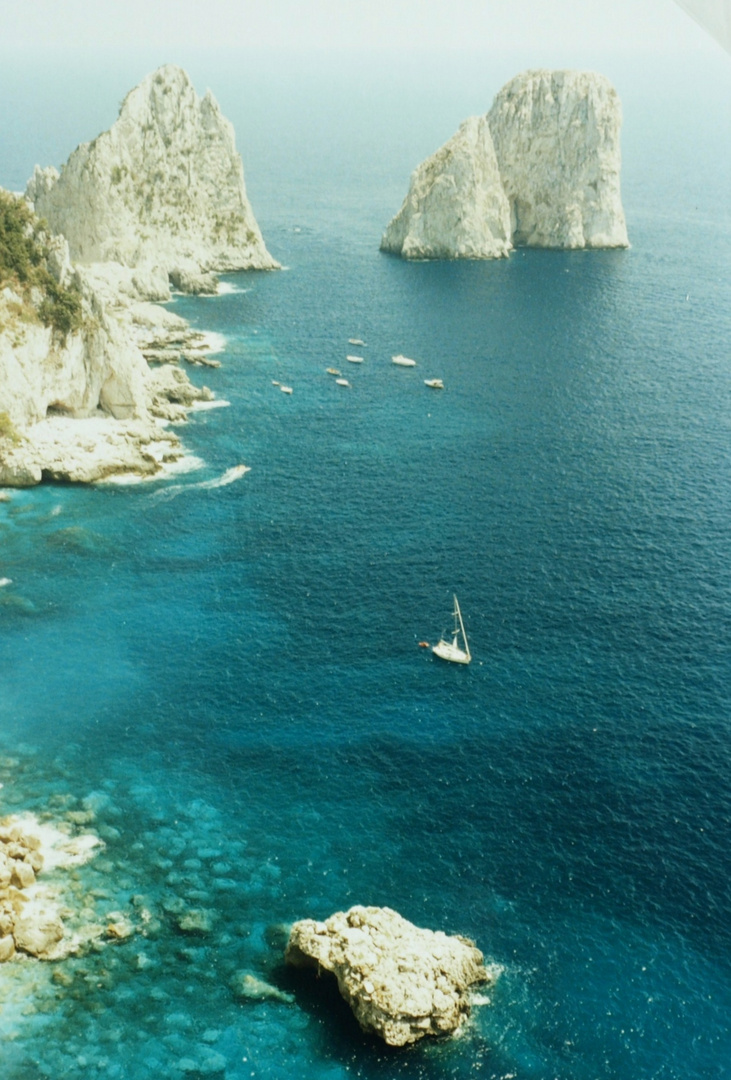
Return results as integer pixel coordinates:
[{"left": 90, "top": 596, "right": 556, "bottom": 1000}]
[
  {"left": 26, "top": 64, "right": 278, "bottom": 279},
  {"left": 381, "top": 69, "right": 629, "bottom": 259},
  {"left": 488, "top": 70, "right": 628, "bottom": 250},
  {"left": 380, "top": 117, "right": 512, "bottom": 260}
]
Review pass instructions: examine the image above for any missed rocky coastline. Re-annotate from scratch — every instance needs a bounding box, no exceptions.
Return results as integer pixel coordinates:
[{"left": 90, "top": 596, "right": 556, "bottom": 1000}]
[
  {"left": 1, "top": 64, "right": 276, "bottom": 489},
  {"left": 0, "top": 808, "right": 110, "bottom": 963},
  {"left": 0, "top": 744, "right": 504, "bottom": 1072}
]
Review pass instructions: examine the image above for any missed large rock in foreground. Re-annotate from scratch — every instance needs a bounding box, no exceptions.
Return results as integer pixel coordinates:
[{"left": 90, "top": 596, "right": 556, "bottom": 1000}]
[
  {"left": 286, "top": 905, "right": 495, "bottom": 1046},
  {"left": 488, "top": 69, "right": 628, "bottom": 250},
  {"left": 381, "top": 68, "right": 628, "bottom": 259},
  {"left": 27, "top": 64, "right": 278, "bottom": 277}
]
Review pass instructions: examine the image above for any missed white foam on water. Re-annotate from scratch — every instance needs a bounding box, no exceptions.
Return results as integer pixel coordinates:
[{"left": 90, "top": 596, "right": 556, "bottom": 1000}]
[
  {"left": 148, "top": 463, "right": 250, "bottom": 502},
  {"left": 198, "top": 331, "right": 227, "bottom": 354},
  {"left": 5, "top": 812, "right": 103, "bottom": 871},
  {"left": 199, "top": 464, "right": 251, "bottom": 488},
  {"left": 103, "top": 454, "right": 206, "bottom": 486},
  {"left": 216, "top": 282, "right": 250, "bottom": 296},
  {"left": 190, "top": 399, "right": 231, "bottom": 411}
]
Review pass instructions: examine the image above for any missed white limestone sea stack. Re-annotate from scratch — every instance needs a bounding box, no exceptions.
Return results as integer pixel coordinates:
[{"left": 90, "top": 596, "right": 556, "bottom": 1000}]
[
  {"left": 286, "top": 905, "right": 499, "bottom": 1046},
  {"left": 27, "top": 63, "right": 278, "bottom": 284},
  {"left": 381, "top": 69, "right": 629, "bottom": 259},
  {"left": 379, "top": 116, "right": 512, "bottom": 260},
  {"left": 1, "top": 64, "right": 275, "bottom": 487}
]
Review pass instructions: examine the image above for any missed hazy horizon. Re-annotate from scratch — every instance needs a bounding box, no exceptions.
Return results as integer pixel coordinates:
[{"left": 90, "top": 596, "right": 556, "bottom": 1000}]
[{"left": 0, "top": 0, "right": 726, "bottom": 56}]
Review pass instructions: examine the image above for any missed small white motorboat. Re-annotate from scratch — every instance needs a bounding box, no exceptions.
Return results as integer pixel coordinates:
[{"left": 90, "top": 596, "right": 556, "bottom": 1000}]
[
  {"left": 326, "top": 368, "right": 341, "bottom": 376},
  {"left": 0, "top": 578, "right": 12, "bottom": 588},
  {"left": 424, "top": 378, "right": 444, "bottom": 389},
  {"left": 432, "top": 595, "right": 471, "bottom": 665},
  {"left": 272, "top": 380, "right": 280, "bottom": 386},
  {"left": 346, "top": 355, "right": 364, "bottom": 363},
  {"left": 280, "top": 385, "right": 293, "bottom": 394},
  {"left": 348, "top": 338, "right": 366, "bottom": 346},
  {"left": 335, "top": 378, "right": 350, "bottom": 387},
  {"left": 392, "top": 355, "right": 417, "bottom": 367}
]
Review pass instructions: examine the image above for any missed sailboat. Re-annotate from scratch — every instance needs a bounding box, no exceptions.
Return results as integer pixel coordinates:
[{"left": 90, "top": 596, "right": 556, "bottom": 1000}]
[{"left": 432, "top": 595, "right": 471, "bottom": 665}]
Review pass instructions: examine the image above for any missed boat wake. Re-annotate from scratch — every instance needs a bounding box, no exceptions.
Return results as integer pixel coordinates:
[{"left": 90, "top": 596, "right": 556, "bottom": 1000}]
[{"left": 149, "top": 464, "right": 251, "bottom": 502}]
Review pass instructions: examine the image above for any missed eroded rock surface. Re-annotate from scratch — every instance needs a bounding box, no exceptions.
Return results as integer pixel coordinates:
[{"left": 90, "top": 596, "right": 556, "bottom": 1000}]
[
  {"left": 27, "top": 64, "right": 278, "bottom": 278},
  {"left": 381, "top": 116, "right": 511, "bottom": 260},
  {"left": 0, "top": 194, "right": 217, "bottom": 487},
  {"left": 286, "top": 905, "right": 496, "bottom": 1045},
  {"left": 0, "top": 813, "right": 106, "bottom": 961},
  {"left": 381, "top": 68, "right": 628, "bottom": 259},
  {"left": 488, "top": 69, "right": 628, "bottom": 249}
]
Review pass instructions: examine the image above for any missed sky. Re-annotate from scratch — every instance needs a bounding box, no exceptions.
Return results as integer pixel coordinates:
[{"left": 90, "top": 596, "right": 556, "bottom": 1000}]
[{"left": 0, "top": 0, "right": 724, "bottom": 54}]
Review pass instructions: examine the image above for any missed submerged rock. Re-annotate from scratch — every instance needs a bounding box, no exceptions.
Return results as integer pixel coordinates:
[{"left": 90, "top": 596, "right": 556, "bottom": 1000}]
[
  {"left": 286, "top": 905, "right": 495, "bottom": 1046},
  {"left": 382, "top": 68, "right": 628, "bottom": 259},
  {"left": 231, "top": 971, "right": 294, "bottom": 1004}
]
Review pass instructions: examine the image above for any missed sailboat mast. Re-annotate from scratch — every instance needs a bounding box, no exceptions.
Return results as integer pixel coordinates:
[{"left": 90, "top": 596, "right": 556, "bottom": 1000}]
[{"left": 454, "top": 595, "right": 470, "bottom": 659}]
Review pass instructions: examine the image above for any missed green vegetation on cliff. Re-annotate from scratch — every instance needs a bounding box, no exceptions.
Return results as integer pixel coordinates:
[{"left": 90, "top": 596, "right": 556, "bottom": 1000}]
[{"left": 0, "top": 190, "right": 83, "bottom": 339}]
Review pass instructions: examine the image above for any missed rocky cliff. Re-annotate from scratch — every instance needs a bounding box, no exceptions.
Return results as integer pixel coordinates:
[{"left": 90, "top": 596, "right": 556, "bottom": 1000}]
[
  {"left": 26, "top": 64, "right": 278, "bottom": 282},
  {"left": 380, "top": 116, "right": 512, "bottom": 260},
  {"left": 0, "top": 189, "right": 213, "bottom": 487},
  {"left": 1, "top": 63, "right": 273, "bottom": 487},
  {"left": 488, "top": 70, "right": 628, "bottom": 250},
  {"left": 381, "top": 69, "right": 629, "bottom": 259}
]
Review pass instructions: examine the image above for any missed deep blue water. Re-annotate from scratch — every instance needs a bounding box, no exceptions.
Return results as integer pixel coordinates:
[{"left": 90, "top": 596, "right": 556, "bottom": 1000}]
[{"left": 1, "top": 45, "right": 730, "bottom": 1080}]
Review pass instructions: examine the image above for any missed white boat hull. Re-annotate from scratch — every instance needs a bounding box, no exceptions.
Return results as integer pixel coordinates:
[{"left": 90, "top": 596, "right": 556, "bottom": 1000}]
[
  {"left": 432, "top": 638, "right": 471, "bottom": 664},
  {"left": 431, "top": 596, "right": 471, "bottom": 664}
]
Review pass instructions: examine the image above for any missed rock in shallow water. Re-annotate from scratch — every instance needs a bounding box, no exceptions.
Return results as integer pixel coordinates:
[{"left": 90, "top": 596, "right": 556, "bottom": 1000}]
[
  {"left": 286, "top": 905, "right": 496, "bottom": 1046},
  {"left": 231, "top": 971, "right": 294, "bottom": 1004}
]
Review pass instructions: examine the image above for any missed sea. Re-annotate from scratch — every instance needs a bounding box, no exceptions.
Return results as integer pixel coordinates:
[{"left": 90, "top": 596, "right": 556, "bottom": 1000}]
[{"left": 0, "top": 41, "right": 730, "bottom": 1080}]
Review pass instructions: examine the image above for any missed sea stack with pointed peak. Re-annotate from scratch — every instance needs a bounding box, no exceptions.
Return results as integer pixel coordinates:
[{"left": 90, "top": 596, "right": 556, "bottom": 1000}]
[
  {"left": 381, "top": 69, "right": 629, "bottom": 259},
  {"left": 26, "top": 64, "right": 279, "bottom": 282},
  {"left": 380, "top": 116, "right": 512, "bottom": 260}
]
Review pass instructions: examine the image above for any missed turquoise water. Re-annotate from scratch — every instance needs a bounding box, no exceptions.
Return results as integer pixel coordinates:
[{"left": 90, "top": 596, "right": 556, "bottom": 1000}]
[{"left": 1, "top": 46, "right": 731, "bottom": 1080}]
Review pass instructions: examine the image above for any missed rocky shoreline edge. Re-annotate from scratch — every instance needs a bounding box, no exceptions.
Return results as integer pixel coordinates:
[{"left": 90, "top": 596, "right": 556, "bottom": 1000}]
[
  {"left": 2, "top": 803, "right": 500, "bottom": 1049},
  {"left": 1, "top": 63, "right": 278, "bottom": 489},
  {"left": 0, "top": 744, "right": 503, "bottom": 1070},
  {"left": 0, "top": 267, "right": 225, "bottom": 488}
]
